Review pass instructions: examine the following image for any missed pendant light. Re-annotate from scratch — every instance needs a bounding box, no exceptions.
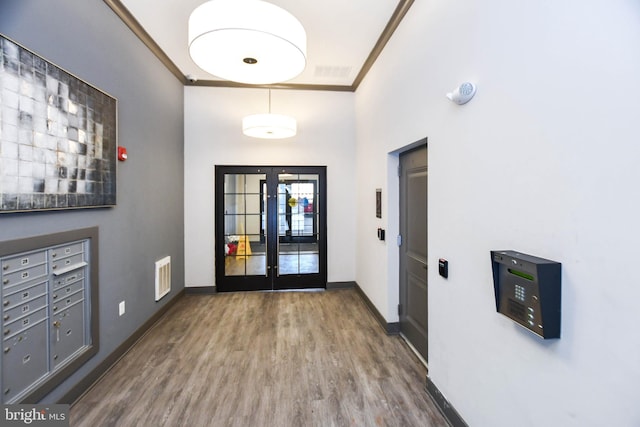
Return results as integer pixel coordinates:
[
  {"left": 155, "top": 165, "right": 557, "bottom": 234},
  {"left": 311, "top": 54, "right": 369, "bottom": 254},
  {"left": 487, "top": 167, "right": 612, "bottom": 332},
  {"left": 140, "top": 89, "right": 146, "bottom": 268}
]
[
  {"left": 243, "top": 90, "right": 297, "bottom": 139},
  {"left": 188, "top": 0, "right": 307, "bottom": 84}
]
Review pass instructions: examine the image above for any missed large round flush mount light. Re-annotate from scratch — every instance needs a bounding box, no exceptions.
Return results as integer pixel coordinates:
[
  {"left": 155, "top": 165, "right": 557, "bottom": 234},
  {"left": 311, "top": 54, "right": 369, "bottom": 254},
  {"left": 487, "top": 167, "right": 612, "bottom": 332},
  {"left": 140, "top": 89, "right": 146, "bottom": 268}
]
[
  {"left": 243, "top": 114, "right": 297, "bottom": 139},
  {"left": 189, "top": 0, "right": 307, "bottom": 84}
]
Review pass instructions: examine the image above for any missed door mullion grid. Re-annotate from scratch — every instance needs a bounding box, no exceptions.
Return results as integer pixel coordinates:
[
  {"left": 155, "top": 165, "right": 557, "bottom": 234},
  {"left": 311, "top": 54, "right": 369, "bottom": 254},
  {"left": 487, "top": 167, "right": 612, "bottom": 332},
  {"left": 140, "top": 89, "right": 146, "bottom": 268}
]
[
  {"left": 267, "top": 170, "right": 277, "bottom": 285},
  {"left": 215, "top": 165, "right": 326, "bottom": 291}
]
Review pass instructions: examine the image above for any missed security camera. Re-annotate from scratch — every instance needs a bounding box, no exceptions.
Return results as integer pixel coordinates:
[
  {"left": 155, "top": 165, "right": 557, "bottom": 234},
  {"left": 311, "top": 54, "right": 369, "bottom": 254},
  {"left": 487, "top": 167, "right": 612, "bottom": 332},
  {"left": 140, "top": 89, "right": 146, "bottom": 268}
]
[{"left": 185, "top": 74, "right": 198, "bottom": 83}]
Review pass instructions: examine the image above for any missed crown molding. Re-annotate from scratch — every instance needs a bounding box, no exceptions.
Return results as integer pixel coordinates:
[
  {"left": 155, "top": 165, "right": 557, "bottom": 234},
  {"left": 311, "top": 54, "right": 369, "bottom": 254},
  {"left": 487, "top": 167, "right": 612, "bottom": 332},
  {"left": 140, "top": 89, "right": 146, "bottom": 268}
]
[
  {"left": 187, "top": 80, "right": 354, "bottom": 92},
  {"left": 352, "top": 0, "right": 414, "bottom": 91},
  {"left": 104, "top": 0, "right": 414, "bottom": 92},
  {"left": 103, "top": 0, "right": 187, "bottom": 84}
]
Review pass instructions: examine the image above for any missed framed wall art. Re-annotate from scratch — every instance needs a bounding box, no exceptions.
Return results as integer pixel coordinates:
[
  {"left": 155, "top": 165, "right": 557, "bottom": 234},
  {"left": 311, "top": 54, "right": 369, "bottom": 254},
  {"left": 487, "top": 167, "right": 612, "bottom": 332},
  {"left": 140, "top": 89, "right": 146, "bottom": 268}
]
[{"left": 0, "top": 34, "right": 117, "bottom": 213}]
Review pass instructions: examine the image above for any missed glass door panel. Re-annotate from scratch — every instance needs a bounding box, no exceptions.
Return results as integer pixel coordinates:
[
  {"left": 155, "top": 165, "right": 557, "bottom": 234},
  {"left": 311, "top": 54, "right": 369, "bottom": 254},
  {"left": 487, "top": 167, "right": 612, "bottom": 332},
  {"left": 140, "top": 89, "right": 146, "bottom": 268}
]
[
  {"left": 222, "top": 173, "right": 267, "bottom": 278},
  {"left": 277, "top": 173, "right": 320, "bottom": 276}
]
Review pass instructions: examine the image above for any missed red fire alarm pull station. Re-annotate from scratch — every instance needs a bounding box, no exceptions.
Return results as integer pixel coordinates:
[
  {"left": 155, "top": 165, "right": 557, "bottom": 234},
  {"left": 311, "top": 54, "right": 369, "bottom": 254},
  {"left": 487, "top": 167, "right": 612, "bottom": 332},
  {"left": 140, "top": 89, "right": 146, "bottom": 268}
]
[{"left": 117, "top": 146, "right": 128, "bottom": 161}]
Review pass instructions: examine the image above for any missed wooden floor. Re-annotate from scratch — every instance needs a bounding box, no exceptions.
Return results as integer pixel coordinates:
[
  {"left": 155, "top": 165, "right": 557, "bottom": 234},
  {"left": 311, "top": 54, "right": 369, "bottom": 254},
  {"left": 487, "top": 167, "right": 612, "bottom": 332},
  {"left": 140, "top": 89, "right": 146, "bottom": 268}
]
[{"left": 70, "top": 289, "right": 448, "bottom": 427}]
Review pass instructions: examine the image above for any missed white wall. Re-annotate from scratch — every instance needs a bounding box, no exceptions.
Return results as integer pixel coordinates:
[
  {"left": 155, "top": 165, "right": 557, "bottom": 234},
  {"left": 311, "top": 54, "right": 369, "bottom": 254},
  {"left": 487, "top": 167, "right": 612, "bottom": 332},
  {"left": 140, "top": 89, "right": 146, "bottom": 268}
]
[
  {"left": 184, "top": 87, "right": 356, "bottom": 287},
  {"left": 355, "top": 0, "right": 640, "bottom": 426}
]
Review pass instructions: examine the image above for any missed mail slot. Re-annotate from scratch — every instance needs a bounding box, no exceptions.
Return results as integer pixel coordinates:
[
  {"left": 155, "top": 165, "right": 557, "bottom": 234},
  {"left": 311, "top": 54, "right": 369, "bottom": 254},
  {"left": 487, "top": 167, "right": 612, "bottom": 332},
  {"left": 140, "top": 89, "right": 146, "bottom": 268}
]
[{"left": 491, "top": 250, "right": 561, "bottom": 339}]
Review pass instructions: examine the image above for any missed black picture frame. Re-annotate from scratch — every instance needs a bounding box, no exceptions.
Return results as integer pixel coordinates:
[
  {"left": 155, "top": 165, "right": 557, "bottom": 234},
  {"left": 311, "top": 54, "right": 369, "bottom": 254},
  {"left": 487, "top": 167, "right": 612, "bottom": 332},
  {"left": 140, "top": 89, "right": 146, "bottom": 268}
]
[
  {"left": 0, "top": 34, "right": 117, "bottom": 213},
  {"left": 376, "top": 188, "right": 382, "bottom": 218}
]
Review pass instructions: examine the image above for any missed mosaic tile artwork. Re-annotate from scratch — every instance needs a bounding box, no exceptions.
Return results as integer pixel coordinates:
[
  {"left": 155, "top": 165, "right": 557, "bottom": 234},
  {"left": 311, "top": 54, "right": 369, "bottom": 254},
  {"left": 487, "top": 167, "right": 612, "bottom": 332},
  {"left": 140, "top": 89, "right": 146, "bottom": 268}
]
[{"left": 0, "top": 35, "right": 117, "bottom": 212}]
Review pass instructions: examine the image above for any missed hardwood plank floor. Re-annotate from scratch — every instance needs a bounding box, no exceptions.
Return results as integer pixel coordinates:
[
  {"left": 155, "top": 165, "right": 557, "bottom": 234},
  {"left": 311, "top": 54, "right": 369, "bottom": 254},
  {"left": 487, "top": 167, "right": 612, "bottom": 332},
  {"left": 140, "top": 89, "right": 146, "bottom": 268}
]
[{"left": 70, "top": 289, "right": 448, "bottom": 427}]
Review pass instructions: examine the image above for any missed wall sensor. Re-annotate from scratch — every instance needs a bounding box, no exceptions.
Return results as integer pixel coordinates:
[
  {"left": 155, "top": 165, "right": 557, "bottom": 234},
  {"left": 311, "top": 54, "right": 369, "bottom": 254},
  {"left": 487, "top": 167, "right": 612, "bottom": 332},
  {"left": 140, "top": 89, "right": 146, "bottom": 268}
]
[{"left": 446, "top": 82, "right": 476, "bottom": 105}]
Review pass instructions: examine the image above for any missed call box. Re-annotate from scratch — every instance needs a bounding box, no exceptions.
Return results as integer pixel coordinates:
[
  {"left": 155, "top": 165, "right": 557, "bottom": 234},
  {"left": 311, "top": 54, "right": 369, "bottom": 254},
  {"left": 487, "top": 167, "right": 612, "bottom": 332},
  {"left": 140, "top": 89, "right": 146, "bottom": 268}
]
[{"left": 491, "top": 250, "right": 561, "bottom": 339}]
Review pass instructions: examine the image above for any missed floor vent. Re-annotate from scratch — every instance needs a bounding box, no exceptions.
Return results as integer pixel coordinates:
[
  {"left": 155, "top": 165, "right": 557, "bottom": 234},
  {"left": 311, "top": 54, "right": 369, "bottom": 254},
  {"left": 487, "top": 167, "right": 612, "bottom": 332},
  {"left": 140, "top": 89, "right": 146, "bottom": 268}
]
[{"left": 155, "top": 256, "right": 171, "bottom": 301}]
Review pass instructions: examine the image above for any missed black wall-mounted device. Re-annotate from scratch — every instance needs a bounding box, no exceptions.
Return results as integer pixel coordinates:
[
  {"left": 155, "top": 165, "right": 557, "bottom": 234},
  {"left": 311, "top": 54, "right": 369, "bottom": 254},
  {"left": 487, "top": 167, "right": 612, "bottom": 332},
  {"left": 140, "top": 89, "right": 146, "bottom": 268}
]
[
  {"left": 438, "top": 258, "right": 448, "bottom": 278},
  {"left": 377, "top": 228, "right": 385, "bottom": 241},
  {"left": 491, "top": 250, "right": 561, "bottom": 339}
]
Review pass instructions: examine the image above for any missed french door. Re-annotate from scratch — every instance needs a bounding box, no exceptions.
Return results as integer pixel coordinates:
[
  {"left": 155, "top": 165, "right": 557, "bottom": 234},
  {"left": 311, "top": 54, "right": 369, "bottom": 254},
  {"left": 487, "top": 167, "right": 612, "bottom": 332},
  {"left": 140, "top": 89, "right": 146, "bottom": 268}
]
[{"left": 215, "top": 166, "right": 327, "bottom": 292}]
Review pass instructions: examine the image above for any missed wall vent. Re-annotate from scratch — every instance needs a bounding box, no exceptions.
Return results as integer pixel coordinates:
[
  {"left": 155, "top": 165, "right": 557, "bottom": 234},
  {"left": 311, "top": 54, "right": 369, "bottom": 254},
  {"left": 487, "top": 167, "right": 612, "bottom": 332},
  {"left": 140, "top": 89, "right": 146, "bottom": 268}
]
[{"left": 155, "top": 256, "right": 171, "bottom": 301}]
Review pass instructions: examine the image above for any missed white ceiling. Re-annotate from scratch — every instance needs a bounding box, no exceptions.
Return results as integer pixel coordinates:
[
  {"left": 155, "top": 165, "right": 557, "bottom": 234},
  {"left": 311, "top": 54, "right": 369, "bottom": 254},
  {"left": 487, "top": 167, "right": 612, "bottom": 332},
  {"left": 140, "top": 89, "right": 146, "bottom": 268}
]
[{"left": 115, "top": 0, "right": 407, "bottom": 88}]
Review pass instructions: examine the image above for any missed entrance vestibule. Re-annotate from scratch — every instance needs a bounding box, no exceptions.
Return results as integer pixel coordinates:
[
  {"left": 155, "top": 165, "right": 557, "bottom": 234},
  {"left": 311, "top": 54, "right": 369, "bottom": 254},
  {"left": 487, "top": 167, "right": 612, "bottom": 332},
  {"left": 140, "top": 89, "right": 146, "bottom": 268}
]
[{"left": 215, "top": 166, "right": 327, "bottom": 292}]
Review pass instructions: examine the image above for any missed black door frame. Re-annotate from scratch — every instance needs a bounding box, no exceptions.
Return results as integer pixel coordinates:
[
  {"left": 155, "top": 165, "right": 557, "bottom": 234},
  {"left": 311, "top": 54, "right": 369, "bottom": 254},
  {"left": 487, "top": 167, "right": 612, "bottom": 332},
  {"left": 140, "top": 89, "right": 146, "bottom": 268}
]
[{"left": 214, "top": 165, "right": 327, "bottom": 292}]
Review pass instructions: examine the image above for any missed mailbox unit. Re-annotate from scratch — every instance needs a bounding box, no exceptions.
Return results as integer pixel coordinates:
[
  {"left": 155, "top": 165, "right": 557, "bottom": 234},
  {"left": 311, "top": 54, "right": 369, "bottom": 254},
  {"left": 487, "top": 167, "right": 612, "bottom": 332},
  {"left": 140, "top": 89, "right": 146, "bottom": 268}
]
[
  {"left": 0, "top": 228, "right": 99, "bottom": 403},
  {"left": 491, "top": 250, "right": 561, "bottom": 339}
]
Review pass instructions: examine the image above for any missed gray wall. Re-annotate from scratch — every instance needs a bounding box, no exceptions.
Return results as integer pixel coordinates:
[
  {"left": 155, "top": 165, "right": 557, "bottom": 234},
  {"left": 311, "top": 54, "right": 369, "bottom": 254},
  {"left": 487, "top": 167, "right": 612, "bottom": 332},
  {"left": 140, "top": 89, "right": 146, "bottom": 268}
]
[{"left": 0, "top": 1, "right": 185, "bottom": 402}]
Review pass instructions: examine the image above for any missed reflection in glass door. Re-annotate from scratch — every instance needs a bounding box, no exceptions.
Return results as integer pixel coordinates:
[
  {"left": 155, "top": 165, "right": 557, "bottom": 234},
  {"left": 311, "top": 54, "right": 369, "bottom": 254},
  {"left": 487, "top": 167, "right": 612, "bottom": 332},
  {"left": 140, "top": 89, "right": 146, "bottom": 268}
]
[
  {"left": 222, "top": 172, "right": 267, "bottom": 278},
  {"left": 277, "top": 174, "right": 320, "bottom": 276},
  {"left": 215, "top": 166, "right": 326, "bottom": 292}
]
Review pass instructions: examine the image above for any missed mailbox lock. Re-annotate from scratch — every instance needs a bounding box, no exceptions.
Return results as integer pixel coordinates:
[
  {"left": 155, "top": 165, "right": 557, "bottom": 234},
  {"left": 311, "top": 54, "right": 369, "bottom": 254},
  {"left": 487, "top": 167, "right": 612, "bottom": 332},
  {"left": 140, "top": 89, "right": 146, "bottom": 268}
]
[
  {"left": 3, "top": 329, "right": 9, "bottom": 336},
  {"left": 2, "top": 264, "right": 8, "bottom": 270},
  {"left": 53, "top": 321, "right": 61, "bottom": 343},
  {"left": 3, "top": 315, "right": 8, "bottom": 321},
  {"left": 3, "top": 347, "right": 9, "bottom": 354},
  {"left": 2, "top": 279, "right": 8, "bottom": 285},
  {"left": 3, "top": 300, "right": 9, "bottom": 307}
]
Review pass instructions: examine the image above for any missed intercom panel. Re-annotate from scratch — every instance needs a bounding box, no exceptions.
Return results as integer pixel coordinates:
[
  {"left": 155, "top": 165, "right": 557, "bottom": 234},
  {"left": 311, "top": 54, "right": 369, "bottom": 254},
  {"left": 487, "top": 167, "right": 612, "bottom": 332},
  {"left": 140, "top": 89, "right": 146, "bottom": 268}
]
[{"left": 491, "top": 250, "right": 561, "bottom": 339}]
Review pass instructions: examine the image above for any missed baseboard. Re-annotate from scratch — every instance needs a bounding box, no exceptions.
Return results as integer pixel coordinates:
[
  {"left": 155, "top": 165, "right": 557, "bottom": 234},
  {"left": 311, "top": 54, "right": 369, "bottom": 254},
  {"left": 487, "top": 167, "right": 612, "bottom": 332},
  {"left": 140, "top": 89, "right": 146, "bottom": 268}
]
[
  {"left": 425, "top": 376, "right": 468, "bottom": 427},
  {"left": 185, "top": 286, "right": 217, "bottom": 294},
  {"left": 60, "top": 289, "right": 185, "bottom": 405},
  {"left": 186, "top": 284, "right": 349, "bottom": 293},
  {"left": 353, "top": 282, "right": 400, "bottom": 335},
  {"left": 326, "top": 281, "right": 356, "bottom": 290}
]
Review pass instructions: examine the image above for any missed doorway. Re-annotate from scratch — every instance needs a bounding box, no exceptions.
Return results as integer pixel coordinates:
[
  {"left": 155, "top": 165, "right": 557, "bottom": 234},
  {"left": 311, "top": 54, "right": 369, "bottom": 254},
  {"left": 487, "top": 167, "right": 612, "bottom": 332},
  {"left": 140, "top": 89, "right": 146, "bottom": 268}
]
[
  {"left": 215, "top": 166, "right": 327, "bottom": 292},
  {"left": 399, "top": 144, "right": 428, "bottom": 361}
]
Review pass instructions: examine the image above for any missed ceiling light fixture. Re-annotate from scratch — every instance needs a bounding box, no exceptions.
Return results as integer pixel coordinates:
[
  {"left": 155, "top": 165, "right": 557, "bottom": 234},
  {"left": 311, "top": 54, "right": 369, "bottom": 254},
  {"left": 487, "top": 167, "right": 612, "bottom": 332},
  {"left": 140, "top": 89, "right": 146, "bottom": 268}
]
[
  {"left": 188, "top": 0, "right": 307, "bottom": 84},
  {"left": 243, "top": 90, "right": 297, "bottom": 139}
]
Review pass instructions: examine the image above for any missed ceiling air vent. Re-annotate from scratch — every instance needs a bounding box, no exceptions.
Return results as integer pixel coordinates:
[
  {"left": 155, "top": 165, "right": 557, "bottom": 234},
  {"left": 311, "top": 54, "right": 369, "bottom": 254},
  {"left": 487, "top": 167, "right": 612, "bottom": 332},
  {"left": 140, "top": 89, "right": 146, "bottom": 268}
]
[{"left": 314, "top": 65, "right": 353, "bottom": 80}]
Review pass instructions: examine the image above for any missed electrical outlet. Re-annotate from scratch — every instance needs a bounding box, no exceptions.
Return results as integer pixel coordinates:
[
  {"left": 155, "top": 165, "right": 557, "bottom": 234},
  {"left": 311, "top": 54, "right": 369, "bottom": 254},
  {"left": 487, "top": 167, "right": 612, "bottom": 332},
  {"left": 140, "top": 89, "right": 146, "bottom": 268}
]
[{"left": 119, "top": 301, "right": 125, "bottom": 316}]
